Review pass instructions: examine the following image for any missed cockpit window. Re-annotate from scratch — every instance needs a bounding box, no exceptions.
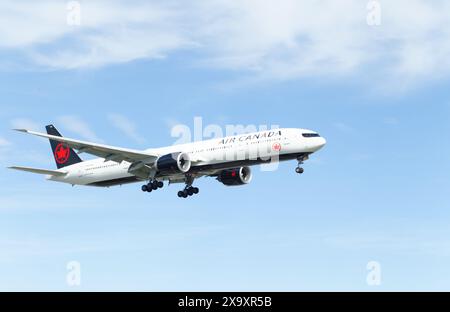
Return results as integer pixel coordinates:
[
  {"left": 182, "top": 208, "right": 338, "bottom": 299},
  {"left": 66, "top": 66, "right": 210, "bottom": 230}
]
[{"left": 302, "top": 133, "right": 320, "bottom": 138}]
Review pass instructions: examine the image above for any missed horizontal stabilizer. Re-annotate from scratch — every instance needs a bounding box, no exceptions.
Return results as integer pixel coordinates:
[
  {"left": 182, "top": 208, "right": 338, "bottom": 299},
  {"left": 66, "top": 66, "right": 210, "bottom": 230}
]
[{"left": 8, "top": 166, "right": 67, "bottom": 176}]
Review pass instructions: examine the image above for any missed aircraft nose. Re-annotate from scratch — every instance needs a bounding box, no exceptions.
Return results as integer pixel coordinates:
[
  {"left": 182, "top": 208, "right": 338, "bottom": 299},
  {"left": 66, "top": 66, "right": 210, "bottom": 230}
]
[{"left": 316, "top": 137, "right": 326, "bottom": 149}]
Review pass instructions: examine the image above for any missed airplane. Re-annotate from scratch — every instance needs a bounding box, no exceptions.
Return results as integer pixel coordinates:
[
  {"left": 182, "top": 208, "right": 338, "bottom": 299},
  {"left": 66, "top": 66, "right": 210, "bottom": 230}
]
[{"left": 9, "top": 125, "right": 326, "bottom": 198}]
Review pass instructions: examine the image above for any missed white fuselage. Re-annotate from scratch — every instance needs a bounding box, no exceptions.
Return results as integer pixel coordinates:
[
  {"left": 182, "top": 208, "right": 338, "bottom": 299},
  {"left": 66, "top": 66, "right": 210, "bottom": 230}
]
[{"left": 47, "top": 128, "right": 326, "bottom": 186}]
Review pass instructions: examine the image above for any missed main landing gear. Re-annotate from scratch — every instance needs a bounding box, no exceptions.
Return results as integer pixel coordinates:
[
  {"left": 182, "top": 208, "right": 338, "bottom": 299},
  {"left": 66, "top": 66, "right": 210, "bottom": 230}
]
[
  {"left": 177, "top": 186, "right": 199, "bottom": 198},
  {"left": 141, "top": 180, "right": 164, "bottom": 193},
  {"left": 177, "top": 174, "right": 199, "bottom": 198}
]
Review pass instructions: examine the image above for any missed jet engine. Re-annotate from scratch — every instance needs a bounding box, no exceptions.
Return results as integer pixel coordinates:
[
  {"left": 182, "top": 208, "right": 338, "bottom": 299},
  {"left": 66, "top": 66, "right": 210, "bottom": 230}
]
[
  {"left": 218, "top": 167, "right": 252, "bottom": 186},
  {"left": 156, "top": 152, "right": 191, "bottom": 175}
]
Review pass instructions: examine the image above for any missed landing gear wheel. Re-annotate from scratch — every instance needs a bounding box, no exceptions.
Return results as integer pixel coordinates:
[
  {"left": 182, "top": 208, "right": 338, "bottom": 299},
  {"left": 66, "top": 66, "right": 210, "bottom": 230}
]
[
  {"left": 177, "top": 175, "right": 199, "bottom": 198},
  {"left": 295, "top": 167, "right": 304, "bottom": 174},
  {"left": 151, "top": 181, "right": 158, "bottom": 190},
  {"left": 141, "top": 185, "right": 148, "bottom": 192},
  {"left": 157, "top": 181, "right": 164, "bottom": 188}
]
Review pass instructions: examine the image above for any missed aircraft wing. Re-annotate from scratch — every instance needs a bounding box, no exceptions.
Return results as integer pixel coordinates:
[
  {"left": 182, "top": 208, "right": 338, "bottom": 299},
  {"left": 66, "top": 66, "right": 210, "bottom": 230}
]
[
  {"left": 9, "top": 166, "right": 67, "bottom": 176},
  {"left": 14, "top": 129, "right": 158, "bottom": 164}
]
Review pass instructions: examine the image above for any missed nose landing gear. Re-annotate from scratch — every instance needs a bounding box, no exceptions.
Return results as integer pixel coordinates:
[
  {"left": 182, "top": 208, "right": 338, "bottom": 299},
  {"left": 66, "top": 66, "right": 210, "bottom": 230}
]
[
  {"left": 141, "top": 180, "right": 164, "bottom": 193},
  {"left": 295, "top": 155, "right": 308, "bottom": 174}
]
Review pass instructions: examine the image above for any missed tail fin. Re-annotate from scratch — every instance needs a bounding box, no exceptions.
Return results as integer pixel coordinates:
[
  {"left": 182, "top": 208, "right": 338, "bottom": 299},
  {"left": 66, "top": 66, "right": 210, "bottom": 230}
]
[{"left": 46, "top": 124, "right": 82, "bottom": 169}]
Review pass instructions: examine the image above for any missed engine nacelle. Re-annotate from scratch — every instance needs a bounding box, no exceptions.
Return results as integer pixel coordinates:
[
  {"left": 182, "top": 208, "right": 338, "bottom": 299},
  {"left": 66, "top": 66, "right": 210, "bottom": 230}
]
[
  {"left": 218, "top": 167, "right": 252, "bottom": 186},
  {"left": 156, "top": 152, "right": 191, "bottom": 175}
]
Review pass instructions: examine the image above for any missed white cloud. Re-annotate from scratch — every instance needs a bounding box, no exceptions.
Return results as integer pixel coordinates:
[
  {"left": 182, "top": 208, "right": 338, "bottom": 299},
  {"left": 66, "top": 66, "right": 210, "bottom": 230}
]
[
  {"left": 383, "top": 117, "right": 399, "bottom": 125},
  {"left": 0, "top": 0, "right": 191, "bottom": 69},
  {"left": 0, "top": 137, "right": 12, "bottom": 162},
  {"left": 108, "top": 113, "right": 146, "bottom": 144},
  {"left": 323, "top": 230, "right": 450, "bottom": 257},
  {"left": 333, "top": 122, "right": 355, "bottom": 134},
  {"left": 1, "top": 0, "right": 450, "bottom": 87},
  {"left": 0, "top": 137, "right": 11, "bottom": 147},
  {"left": 57, "top": 115, "right": 103, "bottom": 142},
  {"left": 10, "top": 118, "right": 41, "bottom": 131},
  {"left": 164, "top": 117, "right": 182, "bottom": 130}
]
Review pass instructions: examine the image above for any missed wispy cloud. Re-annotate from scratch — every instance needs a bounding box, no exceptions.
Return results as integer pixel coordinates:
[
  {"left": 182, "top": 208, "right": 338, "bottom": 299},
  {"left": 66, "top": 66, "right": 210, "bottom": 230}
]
[
  {"left": 333, "top": 122, "right": 355, "bottom": 134},
  {"left": 1, "top": 127, "right": 52, "bottom": 165},
  {"left": 0, "top": 137, "right": 12, "bottom": 161},
  {"left": 57, "top": 115, "right": 103, "bottom": 142},
  {"left": 0, "top": 0, "right": 191, "bottom": 69},
  {"left": 0, "top": 137, "right": 11, "bottom": 147},
  {"left": 383, "top": 117, "right": 399, "bottom": 125},
  {"left": 107, "top": 113, "right": 146, "bottom": 144},
  {"left": 323, "top": 230, "right": 450, "bottom": 258},
  {"left": 0, "top": 223, "right": 226, "bottom": 262},
  {"left": 1, "top": 1, "right": 450, "bottom": 87},
  {"left": 164, "top": 117, "right": 182, "bottom": 131},
  {"left": 10, "top": 118, "right": 41, "bottom": 131}
]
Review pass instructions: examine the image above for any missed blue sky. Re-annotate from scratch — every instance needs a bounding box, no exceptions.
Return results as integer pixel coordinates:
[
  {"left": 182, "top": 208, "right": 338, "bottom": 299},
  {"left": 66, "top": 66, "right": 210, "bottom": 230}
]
[{"left": 0, "top": 0, "right": 450, "bottom": 291}]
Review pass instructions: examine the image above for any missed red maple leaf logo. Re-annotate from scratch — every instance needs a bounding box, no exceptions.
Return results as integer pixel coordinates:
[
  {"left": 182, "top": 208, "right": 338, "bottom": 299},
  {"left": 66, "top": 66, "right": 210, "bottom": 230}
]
[
  {"left": 54, "top": 143, "right": 70, "bottom": 164},
  {"left": 272, "top": 143, "right": 282, "bottom": 152}
]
